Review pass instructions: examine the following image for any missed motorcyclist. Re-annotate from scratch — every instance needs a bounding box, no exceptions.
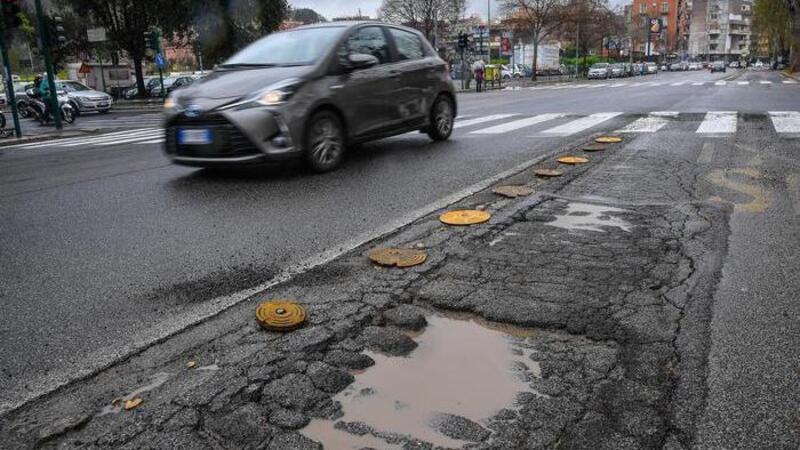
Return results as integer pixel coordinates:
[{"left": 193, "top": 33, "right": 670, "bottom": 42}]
[{"left": 31, "top": 74, "right": 52, "bottom": 122}]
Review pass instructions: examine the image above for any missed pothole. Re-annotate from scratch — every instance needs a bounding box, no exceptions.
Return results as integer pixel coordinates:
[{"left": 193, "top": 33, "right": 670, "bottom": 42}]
[
  {"left": 545, "top": 202, "right": 632, "bottom": 232},
  {"left": 302, "top": 313, "right": 539, "bottom": 448}
]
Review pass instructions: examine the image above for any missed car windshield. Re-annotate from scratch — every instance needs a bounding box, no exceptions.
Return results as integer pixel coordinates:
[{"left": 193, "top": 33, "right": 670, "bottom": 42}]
[
  {"left": 57, "top": 81, "right": 92, "bottom": 92},
  {"left": 221, "top": 27, "right": 345, "bottom": 67},
  {"left": 591, "top": 63, "right": 608, "bottom": 69}
]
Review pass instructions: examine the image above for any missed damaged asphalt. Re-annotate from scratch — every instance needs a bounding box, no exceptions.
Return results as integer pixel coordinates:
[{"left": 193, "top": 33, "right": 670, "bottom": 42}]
[{"left": 0, "top": 129, "right": 741, "bottom": 450}]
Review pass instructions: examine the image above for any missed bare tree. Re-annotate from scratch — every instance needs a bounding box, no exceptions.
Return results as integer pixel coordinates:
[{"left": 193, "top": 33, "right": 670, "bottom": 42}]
[
  {"left": 501, "top": 0, "right": 566, "bottom": 80},
  {"left": 379, "top": 0, "right": 466, "bottom": 43}
]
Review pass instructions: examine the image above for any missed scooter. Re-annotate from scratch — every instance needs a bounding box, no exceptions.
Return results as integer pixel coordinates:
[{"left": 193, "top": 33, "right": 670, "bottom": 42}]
[{"left": 25, "top": 90, "right": 75, "bottom": 125}]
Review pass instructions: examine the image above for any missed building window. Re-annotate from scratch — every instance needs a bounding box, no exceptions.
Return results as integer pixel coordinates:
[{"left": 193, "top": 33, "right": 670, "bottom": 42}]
[
  {"left": 640, "top": 3, "right": 646, "bottom": 13},
  {"left": 661, "top": 2, "right": 669, "bottom": 12},
  {"left": 710, "top": 13, "right": 717, "bottom": 19},
  {"left": 662, "top": 17, "right": 668, "bottom": 26}
]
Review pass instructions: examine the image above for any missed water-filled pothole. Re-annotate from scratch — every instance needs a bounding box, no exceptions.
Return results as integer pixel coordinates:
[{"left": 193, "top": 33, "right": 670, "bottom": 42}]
[{"left": 302, "top": 313, "right": 539, "bottom": 448}]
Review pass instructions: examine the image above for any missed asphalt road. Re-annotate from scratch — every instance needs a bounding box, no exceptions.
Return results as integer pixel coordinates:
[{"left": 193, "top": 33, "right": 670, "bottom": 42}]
[{"left": 1, "top": 68, "right": 799, "bottom": 446}]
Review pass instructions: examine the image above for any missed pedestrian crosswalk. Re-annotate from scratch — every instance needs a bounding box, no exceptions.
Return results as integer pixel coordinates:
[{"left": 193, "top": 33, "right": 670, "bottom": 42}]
[
  {"left": 514, "top": 79, "right": 797, "bottom": 92},
  {"left": 5, "top": 111, "right": 800, "bottom": 151}
]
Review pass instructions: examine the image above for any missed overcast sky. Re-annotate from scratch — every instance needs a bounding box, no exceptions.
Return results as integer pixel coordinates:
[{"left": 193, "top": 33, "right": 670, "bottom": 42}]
[
  {"left": 289, "top": 0, "right": 627, "bottom": 20},
  {"left": 289, "top": 1, "right": 501, "bottom": 20}
]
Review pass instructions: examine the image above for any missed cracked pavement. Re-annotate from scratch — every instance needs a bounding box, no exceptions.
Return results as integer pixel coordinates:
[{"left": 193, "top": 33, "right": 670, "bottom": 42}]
[{"left": 0, "top": 131, "right": 735, "bottom": 449}]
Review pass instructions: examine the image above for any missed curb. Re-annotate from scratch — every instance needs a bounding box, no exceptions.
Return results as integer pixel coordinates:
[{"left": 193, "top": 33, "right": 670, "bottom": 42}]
[
  {"left": 779, "top": 71, "right": 800, "bottom": 82},
  {"left": 0, "top": 128, "right": 101, "bottom": 148}
]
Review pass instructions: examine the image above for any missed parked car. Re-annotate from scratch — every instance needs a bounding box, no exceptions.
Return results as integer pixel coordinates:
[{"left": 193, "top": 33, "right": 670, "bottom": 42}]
[
  {"left": 610, "top": 63, "right": 625, "bottom": 78},
  {"left": 710, "top": 61, "right": 726, "bottom": 73},
  {"left": 150, "top": 76, "right": 195, "bottom": 97},
  {"left": 631, "top": 62, "right": 644, "bottom": 75},
  {"left": 688, "top": 62, "right": 701, "bottom": 71},
  {"left": 729, "top": 61, "right": 740, "bottom": 68},
  {"left": 754, "top": 60, "right": 765, "bottom": 69},
  {"left": 587, "top": 63, "right": 610, "bottom": 79},
  {"left": 163, "top": 21, "right": 456, "bottom": 172},
  {"left": 55, "top": 80, "right": 113, "bottom": 115},
  {"left": 645, "top": 62, "right": 658, "bottom": 74}
]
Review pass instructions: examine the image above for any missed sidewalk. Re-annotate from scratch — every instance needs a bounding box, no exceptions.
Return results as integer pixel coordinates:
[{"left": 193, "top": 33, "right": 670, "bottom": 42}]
[{"left": 0, "top": 133, "right": 731, "bottom": 448}]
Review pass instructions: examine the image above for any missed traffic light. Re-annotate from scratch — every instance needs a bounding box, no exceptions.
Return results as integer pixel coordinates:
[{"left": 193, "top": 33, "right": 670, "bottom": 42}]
[
  {"left": 1, "top": 0, "right": 22, "bottom": 30},
  {"left": 49, "top": 16, "right": 66, "bottom": 47},
  {"left": 144, "top": 28, "right": 161, "bottom": 54}
]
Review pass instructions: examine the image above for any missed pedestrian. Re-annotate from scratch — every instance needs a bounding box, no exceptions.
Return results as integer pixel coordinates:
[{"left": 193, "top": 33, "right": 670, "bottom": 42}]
[{"left": 473, "top": 59, "right": 485, "bottom": 93}]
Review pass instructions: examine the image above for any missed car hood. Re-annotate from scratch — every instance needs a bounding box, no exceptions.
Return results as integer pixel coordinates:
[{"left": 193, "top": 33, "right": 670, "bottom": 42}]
[
  {"left": 174, "top": 66, "right": 313, "bottom": 108},
  {"left": 69, "top": 89, "right": 109, "bottom": 98}
]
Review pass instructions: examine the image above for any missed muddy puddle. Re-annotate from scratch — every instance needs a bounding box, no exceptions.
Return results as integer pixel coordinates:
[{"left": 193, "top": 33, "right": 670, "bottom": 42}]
[
  {"left": 546, "top": 202, "right": 632, "bottom": 233},
  {"left": 302, "top": 314, "right": 539, "bottom": 449}
]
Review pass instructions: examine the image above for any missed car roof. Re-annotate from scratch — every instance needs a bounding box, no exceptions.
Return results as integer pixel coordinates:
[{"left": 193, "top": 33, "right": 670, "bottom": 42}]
[{"left": 291, "top": 21, "right": 422, "bottom": 36}]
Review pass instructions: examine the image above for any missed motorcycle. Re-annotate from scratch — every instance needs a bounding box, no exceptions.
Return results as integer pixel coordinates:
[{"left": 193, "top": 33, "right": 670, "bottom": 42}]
[{"left": 25, "top": 89, "right": 75, "bottom": 125}]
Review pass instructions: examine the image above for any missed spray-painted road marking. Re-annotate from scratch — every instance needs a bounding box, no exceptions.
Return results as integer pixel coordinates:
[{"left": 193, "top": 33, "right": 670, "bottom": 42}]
[
  {"left": 707, "top": 168, "right": 770, "bottom": 213},
  {"left": 617, "top": 111, "right": 679, "bottom": 133}
]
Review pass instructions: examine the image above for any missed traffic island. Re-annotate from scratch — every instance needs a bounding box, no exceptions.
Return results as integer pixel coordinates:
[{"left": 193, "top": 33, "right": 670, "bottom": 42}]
[{"left": 0, "top": 134, "right": 730, "bottom": 449}]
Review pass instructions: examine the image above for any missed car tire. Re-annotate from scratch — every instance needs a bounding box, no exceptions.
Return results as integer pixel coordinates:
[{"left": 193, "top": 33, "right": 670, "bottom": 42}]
[
  {"left": 427, "top": 95, "right": 454, "bottom": 142},
  {"left": 70, "top": 102, "right": 81, "bottom": 117},
  {"left": 304, "top": 110, "right": 345, "bottom": 173}
]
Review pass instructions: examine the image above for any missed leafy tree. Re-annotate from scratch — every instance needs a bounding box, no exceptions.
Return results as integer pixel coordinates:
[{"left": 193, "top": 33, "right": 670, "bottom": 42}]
[
  {"left": 291, "top": 7, "right": 326, "bottom": 24},
  {"left": 59, "top": 0, "right": 192, "bottom": 97}
]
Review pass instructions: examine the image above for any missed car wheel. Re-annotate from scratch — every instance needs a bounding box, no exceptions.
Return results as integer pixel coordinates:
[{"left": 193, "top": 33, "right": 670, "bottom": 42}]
[
  {"left": 427, "top": 95, "right": 454, "bottom": 142},
  {"left": 99, "top": 109, "right": 110, "bottom": 114},
  {"left": 304, "top": 110, "right": 345, "bottom": 173},
  {"left": 70, "top": 102, "right": 81, "bottom": 117}
]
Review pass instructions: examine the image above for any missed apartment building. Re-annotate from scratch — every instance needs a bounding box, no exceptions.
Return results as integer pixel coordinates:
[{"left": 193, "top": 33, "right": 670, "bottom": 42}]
[
  {"left": 630, "top": 0, "right": 681, "bottom": 59},
  {"left": 687, "top": 0, "right": 752, "bottom": 60}
]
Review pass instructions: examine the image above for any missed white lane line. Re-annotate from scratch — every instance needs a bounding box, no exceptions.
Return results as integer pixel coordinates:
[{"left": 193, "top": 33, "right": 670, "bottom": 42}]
[
  {"left": 715, "top": 80, "right": 727, "bottom": 86},
  {"left": 617, "top": 111, "right": 679, "bottom": 133},
  {"left": 769, "top": 111, "right": 800, "bottom": 133},
  {"left": 737, "top": 81, "right": 749, "bottom": 85},
  {"left": 470, "top": 113, "right": 564, "bottom": 135},
  {"left": 670, "top": 81, "right": 687, "bottom": 86},
  {"left": 697, "top": 142, "right": 715, "bottom": 164},
  {"left": 61, "top": 129, "right": 160, "bottom": 147},
  {"left": 2, "top": 128, "right": 157, "bottom": 149},
  {"left": 783, "top": 79, "right": 797, "bottom": 84},
  {"left": 609, "top": 83, "right": 627, "bottom": 87},
  {"left": 696, "top": 111, "right": 738, "bottom": 134},
  {"left": 135, "top": 139, "right": 166, "bottom": 144},
  {"left": 628, "top": 82, "right": 648, "bottom": 87},
  {"left": 648, "top": 82, "right": 663, "bottom": 86},
  {"left": 540, "top": 112, "right": 622, "bottom": 136},
  {"left": 692, "top": 82, "right": 705, "bottom": 86},
  {"left": 454, "top": 114, "right": 517, "bottom": 129},
  {"left": 759, "top": 80, "right": 773, "bottom": 84},
  {"left": 0, "top": 144, "right": 562, "bottom": 417},
  {"left": 95, "top": 133, "right": 165, "bottom": 146},
  {"left": 586, "top": 83, "right": 609, "bottom": 88}
]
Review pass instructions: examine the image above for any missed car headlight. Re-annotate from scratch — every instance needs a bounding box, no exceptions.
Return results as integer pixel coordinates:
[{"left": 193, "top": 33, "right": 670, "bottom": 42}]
[{"left": 252, "top": 78, "right": 303, "bottom": 106}]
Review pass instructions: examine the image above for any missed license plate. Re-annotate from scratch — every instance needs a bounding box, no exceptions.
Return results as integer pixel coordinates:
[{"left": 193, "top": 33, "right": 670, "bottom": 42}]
[
  {"left": 178, "top": 129, "right": 212, "bottom": 145},
  {"left": 97, "top": 103, "right": 109, "bottom": 107}
]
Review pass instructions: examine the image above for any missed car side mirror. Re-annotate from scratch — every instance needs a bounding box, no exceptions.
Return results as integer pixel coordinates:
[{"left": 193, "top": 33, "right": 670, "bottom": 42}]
[{"left": 346, "top": 53, "right": 379, "bottom": 71}]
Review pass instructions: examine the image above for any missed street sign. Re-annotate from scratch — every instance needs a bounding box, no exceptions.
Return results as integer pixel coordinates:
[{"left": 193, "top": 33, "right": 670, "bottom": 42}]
[
  {"left": 154, "top": 53, "right": 166, "bottom": 69},
  {"left": 87, "top": 27, "right": 107, "bottom": 43}
]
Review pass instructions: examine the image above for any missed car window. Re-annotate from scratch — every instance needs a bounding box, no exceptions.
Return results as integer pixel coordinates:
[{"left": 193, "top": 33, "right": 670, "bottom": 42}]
[
  {"left": 343, "top": 26, "right": 390, "bottom": 65},
  {"left": 389, "top": 28, "right": 423, "bottom": 61}
]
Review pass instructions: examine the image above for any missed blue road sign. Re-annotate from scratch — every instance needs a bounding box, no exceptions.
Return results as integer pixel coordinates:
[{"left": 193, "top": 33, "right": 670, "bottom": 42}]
[{"left": 155, "top": 53, "right": 166, "bottom": 69}]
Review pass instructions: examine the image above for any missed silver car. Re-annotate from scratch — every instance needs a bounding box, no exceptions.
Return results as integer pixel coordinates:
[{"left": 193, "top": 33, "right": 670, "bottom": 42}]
[
  {"left": 57, "top": 80, "right": 113, "bottom": 114},
  {"left": 588, "top": 63, "right": 610, "bottom": 79}
]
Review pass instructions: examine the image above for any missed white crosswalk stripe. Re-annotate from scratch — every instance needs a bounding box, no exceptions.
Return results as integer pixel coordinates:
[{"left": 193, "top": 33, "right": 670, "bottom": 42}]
[
  {"left": 454, "top": 114, "right": 517, "bottom": 129},
  {"left": 3, "top": 128, "right": 157, "bottom": 149},
  {"left": 617, "top": 112, "right": 679, "bottom": 133},
  {"left": 470, "top": 113, "right": 564, "bottom": 134},
  {"left": 541, "top": 112, "right": 622, "bottom": 136},
  {"left": 95, "top": 132, "right": 166, "bottom": 146},
  {"left": 760, "top": 80, "right": 773, "bottom": 84},
  {"left": 61, "top": 129, "right": 160, "bottom": 147},
  {"left": 696, "top": 111, "right": 737, "bottom": 134},
  {"left": 136, "top": 139, "right": 166, "bottom": 145},
  {"left": 783, "top": 80, "right": 798, "bottom": 84},
  {"left": 670, "top": 81, "right": 687, "bottom": 86},
  {"left": 692, "top": 82, "right": 705, "bottom": 86},
  {"left": 715, "top": 80, "right": 727, "bottom": 86},
  {"left": 737, "top": 81, "right": 749, "bottom": 85},
  {"left": 769, "top": 111, "right": 800, "bottom": 134}
]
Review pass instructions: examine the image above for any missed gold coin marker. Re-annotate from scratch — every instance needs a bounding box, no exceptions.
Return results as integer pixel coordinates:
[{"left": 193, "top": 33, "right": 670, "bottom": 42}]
[{"left": 439, "top": 210, "right": 492, "bottom": 226}]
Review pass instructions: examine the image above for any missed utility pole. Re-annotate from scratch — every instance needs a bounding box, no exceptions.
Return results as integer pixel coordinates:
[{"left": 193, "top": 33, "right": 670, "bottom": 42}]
[
  {"left": 487, "top": 0, "right": 491, "bottom": 62},
  {"left": 0, "top": 1, "right": 22, "bottom": 137},
  {"left": 33, "top": 0, "right": 62, "bottom": 129},
  {"left": 575, "top": 22, "right": 580, "bottom": 78}
]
